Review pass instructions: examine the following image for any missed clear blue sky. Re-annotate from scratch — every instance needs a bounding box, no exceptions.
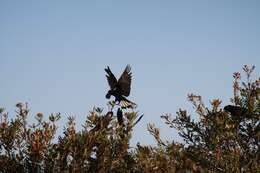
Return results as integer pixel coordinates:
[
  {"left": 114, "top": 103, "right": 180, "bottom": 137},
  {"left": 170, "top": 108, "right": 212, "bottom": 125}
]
[{"left": 1, "top": 0, "right": 260, "bottom": 145}]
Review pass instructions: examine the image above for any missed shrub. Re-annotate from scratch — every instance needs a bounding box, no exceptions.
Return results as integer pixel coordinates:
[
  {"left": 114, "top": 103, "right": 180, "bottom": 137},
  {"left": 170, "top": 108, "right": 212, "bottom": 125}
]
[{"left": 0, "top": 65, "right": 259, "bottom": 173}]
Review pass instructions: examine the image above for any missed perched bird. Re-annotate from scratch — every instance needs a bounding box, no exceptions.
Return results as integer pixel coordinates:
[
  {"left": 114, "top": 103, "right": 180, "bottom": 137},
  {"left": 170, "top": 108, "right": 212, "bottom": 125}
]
[
  {"left": 224, "top": 105, "right": 247, "bottom": 120},
  {"left": 117, "top": 108, "right": 124, "bottom": 126},
  {"left": 105, "top": 65, "right": 136, "bottom": 109}
]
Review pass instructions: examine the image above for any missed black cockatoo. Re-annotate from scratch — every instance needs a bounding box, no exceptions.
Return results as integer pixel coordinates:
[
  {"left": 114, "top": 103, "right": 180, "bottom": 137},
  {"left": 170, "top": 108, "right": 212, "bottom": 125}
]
[
  {"left": 224, "top": 105, "right": 247, "bottom": 121},
  {"left": 117, "top": 108, "right": 124, "bottom": 126},
  {"left": 105, "top": 65, "right": 136, "bottom": 109}
]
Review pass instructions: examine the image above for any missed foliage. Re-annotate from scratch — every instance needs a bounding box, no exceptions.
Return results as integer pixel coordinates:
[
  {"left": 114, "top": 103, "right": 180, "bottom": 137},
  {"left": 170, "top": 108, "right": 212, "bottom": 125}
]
[{"left": 0, "top": 65, "right": 259, "bottom": 173}]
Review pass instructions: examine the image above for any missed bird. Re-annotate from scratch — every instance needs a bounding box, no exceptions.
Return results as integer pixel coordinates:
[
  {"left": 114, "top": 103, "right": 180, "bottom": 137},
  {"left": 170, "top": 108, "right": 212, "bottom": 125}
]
[
  {"left": 224, "top": 105, "right": 247, "bottom": 121},
  {"left": 105, "top": 65, "right": 136, "bottom": 109},
  {"left": 117, "top": 108, "right": 124, "bottom": 126}
]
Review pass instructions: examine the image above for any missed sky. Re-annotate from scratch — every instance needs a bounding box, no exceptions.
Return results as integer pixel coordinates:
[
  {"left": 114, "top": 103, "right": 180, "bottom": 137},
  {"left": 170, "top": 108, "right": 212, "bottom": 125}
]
[{"left": 1, "top": 0, "right": 260, "bottom": 145}]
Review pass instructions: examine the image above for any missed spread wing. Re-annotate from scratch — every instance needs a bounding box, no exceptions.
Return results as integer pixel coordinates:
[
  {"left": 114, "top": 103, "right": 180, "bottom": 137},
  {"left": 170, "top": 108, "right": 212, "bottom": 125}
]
[
  {"left": 118, "top": 65, "right": 132, "bottom": 96},
  {"left": 105, "top": 66, "right": 117, "bottom": 89}
]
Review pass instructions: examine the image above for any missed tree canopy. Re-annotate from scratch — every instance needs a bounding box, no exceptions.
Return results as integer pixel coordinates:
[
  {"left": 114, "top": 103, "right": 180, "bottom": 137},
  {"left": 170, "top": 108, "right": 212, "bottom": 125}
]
[{"left": 0, "top": 65, "right": 259, "bottom": 173}]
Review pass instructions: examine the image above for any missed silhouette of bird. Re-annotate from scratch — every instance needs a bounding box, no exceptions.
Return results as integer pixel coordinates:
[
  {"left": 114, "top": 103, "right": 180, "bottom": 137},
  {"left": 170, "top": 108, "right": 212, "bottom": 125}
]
[
  {"left": 105, "top": 65, "right": 136, "bottom": 109},
  {"left": 224, "top": 105, "right": 247, "bottom": 120},
  {"left": 117, "top": 108, "right": 124, "bottom": 126}
]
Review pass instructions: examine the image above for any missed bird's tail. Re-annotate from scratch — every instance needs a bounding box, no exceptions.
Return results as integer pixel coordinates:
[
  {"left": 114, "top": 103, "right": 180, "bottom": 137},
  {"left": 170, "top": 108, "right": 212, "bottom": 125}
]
[{"left": 120, "top": 98, "right": 137, "bottom": 109}]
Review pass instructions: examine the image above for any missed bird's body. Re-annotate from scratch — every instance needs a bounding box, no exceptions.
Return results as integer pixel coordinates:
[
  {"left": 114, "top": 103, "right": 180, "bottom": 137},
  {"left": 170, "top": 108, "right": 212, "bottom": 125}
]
[
  {"left": 224, "top": 105, "right": 245, "bottom": 117},
  {"left": 224, "top": 105, "right": 247, "bottom": 121},
  {"left": 105, "top": 65, "right": 136, "bottom": 108},
  {"left": 117, "top": 108, "right": 124, "bottom": 126},
  {"left": 106, "top": 89, "right": 122, "bottom": 102}
]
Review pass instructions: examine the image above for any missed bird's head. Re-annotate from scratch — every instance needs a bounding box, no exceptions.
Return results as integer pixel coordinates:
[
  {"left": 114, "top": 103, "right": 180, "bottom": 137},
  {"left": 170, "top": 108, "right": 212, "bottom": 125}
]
[
  {"left": 224, "top": 105, "right": 232, "bottom": 112},
  {"left": 106, "top": 91, "right": 112, "bottom": 99}
]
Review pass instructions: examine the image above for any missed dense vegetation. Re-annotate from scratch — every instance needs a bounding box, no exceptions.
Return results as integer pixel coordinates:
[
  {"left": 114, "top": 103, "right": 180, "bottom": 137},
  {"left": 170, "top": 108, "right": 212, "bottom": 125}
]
[{"left": 0, "top": 65, "right": 259, "bottom": 173}]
